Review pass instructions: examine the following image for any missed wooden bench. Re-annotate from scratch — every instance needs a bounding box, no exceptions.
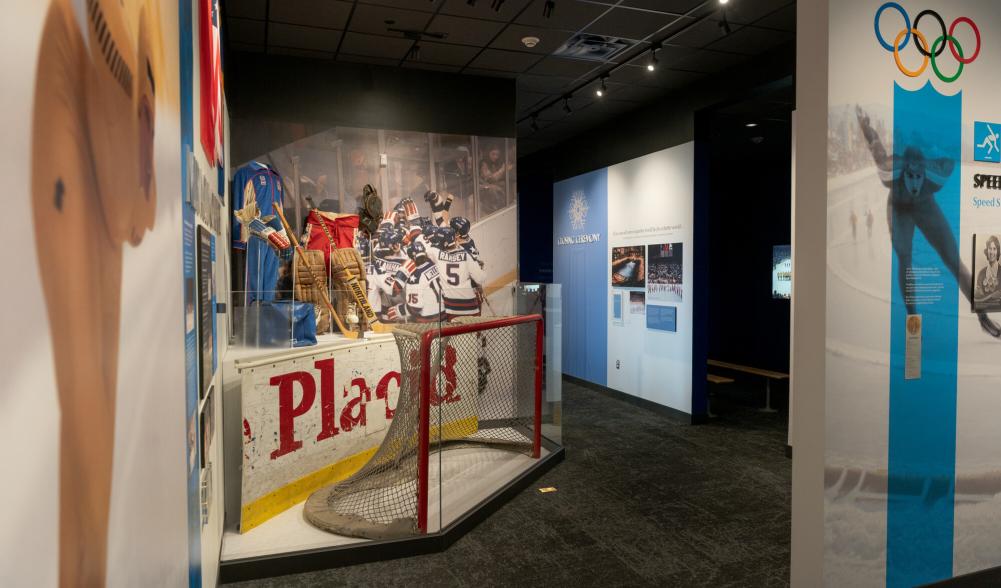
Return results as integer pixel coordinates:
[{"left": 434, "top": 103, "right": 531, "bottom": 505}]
[
  {"left": 705, "top": 374, "right": 735, "bottom": 417},
  {"left": 707, "top": 359, "right": 789, "bottom": 412}
]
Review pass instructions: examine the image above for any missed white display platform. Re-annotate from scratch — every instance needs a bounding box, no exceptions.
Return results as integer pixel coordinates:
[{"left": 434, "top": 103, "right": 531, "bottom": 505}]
[
  {"left": 221, "top": 446, "right": 550, "bottom": 561},
  {"left": 227, "top": 332, "right": 395, "bottom": 366}
]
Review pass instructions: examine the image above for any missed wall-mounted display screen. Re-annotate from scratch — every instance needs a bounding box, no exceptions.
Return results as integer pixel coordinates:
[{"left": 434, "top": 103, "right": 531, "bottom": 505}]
[{"left": 772, "top": 245, "right": 791, "bottom": 299}]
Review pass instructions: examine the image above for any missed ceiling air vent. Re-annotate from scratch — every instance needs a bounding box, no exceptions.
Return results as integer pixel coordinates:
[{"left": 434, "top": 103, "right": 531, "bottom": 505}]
[{"left": 552, "top": 34, "right": 633, "bottom": 61}]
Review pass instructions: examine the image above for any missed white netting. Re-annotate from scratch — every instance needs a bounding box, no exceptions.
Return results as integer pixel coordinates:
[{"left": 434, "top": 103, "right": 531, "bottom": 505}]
[{"left": 304, "top": 317, "right": 539, "bottom": 539}]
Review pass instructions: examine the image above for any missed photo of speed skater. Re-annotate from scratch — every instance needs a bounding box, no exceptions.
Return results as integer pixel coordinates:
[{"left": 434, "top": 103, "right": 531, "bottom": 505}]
[
  {"left": 647, "top": 242, "right": 683, "bottom": 303},
  {"left": 611, "top": 246, "right": 646, "bottom": 288},
  {"left": 972, "top": 234, "right": 1001, "bottom": 314},
  {"left": 856, "top": 106, "right": 1001, "bottom": 338}
]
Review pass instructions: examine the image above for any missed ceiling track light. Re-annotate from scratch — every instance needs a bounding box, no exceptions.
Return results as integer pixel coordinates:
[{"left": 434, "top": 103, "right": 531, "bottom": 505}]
[
  {"left": 531, "top": 116, "right": 540, "bottom": 132},
  {"left": 467, "top": 0, "right": 476, "bottom": 6},
  {"left": 491, "top": 0, "right": 505, "bottom": 11},
  {"left": 596, "top": 75, "right": 607, "bottom": 97},
  {"left": 647, "top": 43, "right": 660, "bottom": 71},
  {"left": 719, "top": 0, "right": 729, "bottom": 4},
  {"left": 563, "top": 96, "right": 572, "bottom": 114},
  {"left": 543, "top": 0, "right": 555, "bottom": 18}
]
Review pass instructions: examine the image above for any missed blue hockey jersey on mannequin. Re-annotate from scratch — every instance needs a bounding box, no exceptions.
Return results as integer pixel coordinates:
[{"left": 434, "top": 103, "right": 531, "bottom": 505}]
[{"left": 232, "top": 162, "right": 284, "bottom": 303}]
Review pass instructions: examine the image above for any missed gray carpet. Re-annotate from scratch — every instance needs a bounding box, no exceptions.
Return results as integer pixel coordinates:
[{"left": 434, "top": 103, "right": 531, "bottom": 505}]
[{"left": 225, "top": 379, "right": 791, "bottom": 587}]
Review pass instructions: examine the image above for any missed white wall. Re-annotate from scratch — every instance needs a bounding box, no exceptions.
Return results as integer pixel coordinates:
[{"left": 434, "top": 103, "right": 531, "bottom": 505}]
[
  {"left": 606, "top": 143, "right": 695, "bottom": 413},
  {"left": 790, "top": 0, "right": 828, "bottom": 585}
]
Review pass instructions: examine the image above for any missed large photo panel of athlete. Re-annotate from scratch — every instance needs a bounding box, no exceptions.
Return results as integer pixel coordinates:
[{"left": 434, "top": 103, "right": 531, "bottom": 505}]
[
  {"left": 826, "top": 1, "right": 1001, "bottom": 586},
  {"left": 234, "top": 126, "right": 518, "bottom": 327},
  {"left": 10, "top": 0, "right": 192, "bottom": 585}
]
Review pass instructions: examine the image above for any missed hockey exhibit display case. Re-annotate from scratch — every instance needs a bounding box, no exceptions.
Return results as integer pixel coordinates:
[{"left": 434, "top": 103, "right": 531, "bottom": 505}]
[
  {"left": 218, "top": 126, "right": 561, "bottom": 580},
  {"left": 218, "top": 294, "right": 564, "bottom": 581}
]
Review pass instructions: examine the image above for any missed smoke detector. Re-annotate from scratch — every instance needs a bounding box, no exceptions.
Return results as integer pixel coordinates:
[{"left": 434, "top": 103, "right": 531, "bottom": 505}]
[{"left": 521, "top": 36, "right": 540, "bottom": 48}]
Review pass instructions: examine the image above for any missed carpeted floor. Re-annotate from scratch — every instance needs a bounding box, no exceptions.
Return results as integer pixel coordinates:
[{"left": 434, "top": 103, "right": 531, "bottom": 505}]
[{"left": 225, "top": 378, "right": 791, "bottom": 587}]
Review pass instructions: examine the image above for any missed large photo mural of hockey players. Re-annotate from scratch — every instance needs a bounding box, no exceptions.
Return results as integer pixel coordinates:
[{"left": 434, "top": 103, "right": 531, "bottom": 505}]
[{"left": 232, "top": 126, "right": 518, "bottom": 334}]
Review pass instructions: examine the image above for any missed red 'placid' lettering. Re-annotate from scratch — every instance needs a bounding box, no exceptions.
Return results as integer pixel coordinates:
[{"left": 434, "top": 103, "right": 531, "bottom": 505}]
[
  {"left": 375, "top": 371, "right": 400, "bottom": 420},
  {"left": 269, "top": 371, "right": 316, "bottom": 459},
  {"left": 313, "top": 358, "right": 339, "bottom": 442},
  {"left": 431, "top": 345, "right": 460, "bottom": 405},
  {"left": 340, "top": 377, "right": 371, "bottom": 432}
]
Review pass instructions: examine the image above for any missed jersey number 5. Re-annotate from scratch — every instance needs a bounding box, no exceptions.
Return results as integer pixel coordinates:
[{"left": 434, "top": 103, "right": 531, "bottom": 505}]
[{"left": 446, "top": 263, "right": 460, "bottom": 286}]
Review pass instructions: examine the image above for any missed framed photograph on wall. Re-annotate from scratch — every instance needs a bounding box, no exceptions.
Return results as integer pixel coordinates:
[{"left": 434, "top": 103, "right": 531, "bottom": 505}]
[
  {"left": 647, "top": 242, "right": 683, "bottom": 302},
  {"left": 972, "top": 234, "right": 1001, "bottom": 313},
  {"left": 611, "top": 245, "right": 645, "bottom": 288}
]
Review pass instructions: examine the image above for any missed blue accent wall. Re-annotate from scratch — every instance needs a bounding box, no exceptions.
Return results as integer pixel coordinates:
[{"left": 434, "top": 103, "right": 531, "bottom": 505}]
[
  {"left": 553, "top": 170, "right": 608, "bottom": 386},
  {"left": 886, "top": 82, "right": 960, "bottom": 588}
]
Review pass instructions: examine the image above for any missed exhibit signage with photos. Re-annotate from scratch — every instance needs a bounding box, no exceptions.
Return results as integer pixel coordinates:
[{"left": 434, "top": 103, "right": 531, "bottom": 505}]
[
  {"left": 825, "top": 1, "right": 1001, "bottom": 585},
  {"left": 554, "top": 142, "right": 694, "bottom": 414},
  {"left": 611, "top": 245, "right": 646, "bottom": 288},
  {"left": 971, "top": 233, "right": 1001, "bottom": 312},
  {"left": 647, "top": 242, "right": 684, "bottom": 303},
  {"left": 772, "top": 245, "right": 791, "bottom": 299}
]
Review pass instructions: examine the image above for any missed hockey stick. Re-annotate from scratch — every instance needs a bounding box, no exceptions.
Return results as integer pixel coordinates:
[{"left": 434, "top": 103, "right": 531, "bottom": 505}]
[{"left": 272, "top": 206, "right": 360, "bottom": 340}]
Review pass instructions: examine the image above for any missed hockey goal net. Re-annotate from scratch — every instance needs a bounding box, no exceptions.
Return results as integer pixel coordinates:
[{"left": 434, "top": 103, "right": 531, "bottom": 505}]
[{"left": 304, "top": 315, "right": 544, "bottom": 539}]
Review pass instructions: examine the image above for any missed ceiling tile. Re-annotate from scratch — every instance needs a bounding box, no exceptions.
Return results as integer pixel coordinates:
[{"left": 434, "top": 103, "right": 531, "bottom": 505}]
[
  {"left": 339, "top": 31, "right": 414, "bottom": 60},
  {"left": 490, "top": 24, "right": 574, "bottom": 54},
  {"left": 514, "top": 0, "right": 611, "bottom": 31},
  {"left": 269, "top": 0, "right": 352, "bottom": 29},
  {"left": 337, "top": 53, "right": 402, "bottom": 67},
  {"left": 268, "top": 23, "right": 343, "bottom": 53},
  {"left": 517, "top": 90, "right": 549, "bottom": 113},
  {"left": 410, "top": 42, "right": 481, "bottom": 66},
  {"left": 227, "top": 17, "right": 266, "bottom": 45},
  {"left": 753, "top": 4, "right": 796, "bottom": 32},
  {"left": 705, "top": 25, "right": 794, "bottom": 55},
  {"left": 669, "top": 49, "right": 750, "bottom": 73},
  {"left": 618, "top": 0, "right": 702, "bottom": 14},
  {"left": 268, "top": 46, "right": 334, "bottom": 60},
  {"left": 517, "top": 73, "right": 575, "bottom": 93},
  {"left": 527, "top": 56, "right": 601, "bottom": 78},
  {"left": 669, "top": 16, "right": 743, "bottom": 48},
  {"left": 225, "top": 0, "right": 267, "bottom": 20},
  {"left": 402, "top": 62, "right": 462, "bottom": 73},
  {"left": 467, "top": 48, "right": 542, "bottom": 73},
  {"left": 350, "top": 3, "right": 432, "bottom": 37},
  {"left": 600, "top": 82, "right": 664, "bottom": 102},
  {"left": 462, "top": 67, "right": 521, "bottom": 78},
  {"left": 584, "top": 7, "right": 682, "bottom": 41},
  {"left": 425, "top": 14, "right": 507, "bottom": 47},
  {"left": 439, "top": 0, "right": 533, "bottom": 22},
  {"left": 721, "top": 0, "right": 794, "bottom": 25}
]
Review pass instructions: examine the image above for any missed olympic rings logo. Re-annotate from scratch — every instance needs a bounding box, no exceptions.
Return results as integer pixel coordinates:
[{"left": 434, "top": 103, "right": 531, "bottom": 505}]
[{"left": 873, "top": 2, "right": 980, "bottom": 83}]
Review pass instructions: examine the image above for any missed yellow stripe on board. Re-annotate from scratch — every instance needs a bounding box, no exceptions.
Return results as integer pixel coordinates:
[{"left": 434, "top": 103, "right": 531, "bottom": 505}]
[
  {"left": 240, "top": 446, "right": 379, "bottom": 533},
  {"left": 239, "top": 416, "right": 479, "bottom": 533}
]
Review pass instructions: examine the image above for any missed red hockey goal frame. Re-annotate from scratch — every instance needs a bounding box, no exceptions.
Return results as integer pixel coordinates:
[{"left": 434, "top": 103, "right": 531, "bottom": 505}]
[{"left": 415, "top": 314, "right": 544, "bottom": 533}]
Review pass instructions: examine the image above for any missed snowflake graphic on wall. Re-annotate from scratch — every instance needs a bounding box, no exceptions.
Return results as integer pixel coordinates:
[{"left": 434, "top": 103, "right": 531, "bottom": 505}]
[{"left": 569, "top": 191, "right": 589, "bottom": 230}]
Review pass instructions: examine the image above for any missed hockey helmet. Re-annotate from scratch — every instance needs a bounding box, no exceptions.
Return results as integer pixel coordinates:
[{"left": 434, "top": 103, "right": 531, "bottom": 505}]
[{"left": 450, "top": 216, "right": 471, "bottom": 237}]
